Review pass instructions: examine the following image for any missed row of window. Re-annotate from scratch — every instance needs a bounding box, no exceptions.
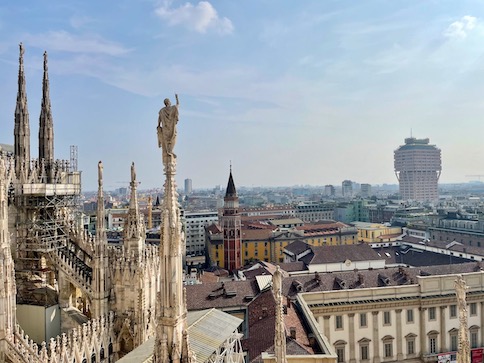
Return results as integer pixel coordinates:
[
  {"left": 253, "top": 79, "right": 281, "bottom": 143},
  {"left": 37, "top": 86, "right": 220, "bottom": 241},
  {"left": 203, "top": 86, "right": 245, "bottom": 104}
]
[
  {"left": 336, "top": 304, "right": 479, "bottom": 330},
  {"left": 336, "top": 329, "right": 479, "bottom": 363}
]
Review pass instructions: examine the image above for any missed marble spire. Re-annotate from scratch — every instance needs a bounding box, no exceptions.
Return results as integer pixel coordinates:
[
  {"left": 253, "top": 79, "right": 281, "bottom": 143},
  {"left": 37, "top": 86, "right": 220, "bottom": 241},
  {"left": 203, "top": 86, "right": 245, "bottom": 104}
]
[
  {"left": 39, "top": 51, "right": 54, "bottom": 179},
  {"left": 96, "top": 161, "right": 107, "bottom": 244},
  {"left": 455, "top": 275, "right": 470, "bottom": 363},
  {"left": 153, "top": 95, "right": 194, "bottom": 363},
  {"left": 123, "top": 162, "right": 145, "bottom": 256},
  {"left": 92, "top": 161, "right": 109, "bottom": 317},
  {"left": 14, "top": 43, "right": 30, "bottom": 180}
]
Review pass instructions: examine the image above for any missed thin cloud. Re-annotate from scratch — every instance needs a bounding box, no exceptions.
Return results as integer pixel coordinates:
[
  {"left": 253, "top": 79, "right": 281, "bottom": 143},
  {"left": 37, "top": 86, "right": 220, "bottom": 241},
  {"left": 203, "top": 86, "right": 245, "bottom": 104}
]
[
  {"left": 444, "top": 15, "right": 477, "bottom": 39},
  {"left": 23, "top": 30, "right": 130, "bottom": 56},
  {"left": 154, "top": 1, "right": 233, "bottom": 34},
  {"left": 69, "top": 15, "right": 95, "bottom": 30}
]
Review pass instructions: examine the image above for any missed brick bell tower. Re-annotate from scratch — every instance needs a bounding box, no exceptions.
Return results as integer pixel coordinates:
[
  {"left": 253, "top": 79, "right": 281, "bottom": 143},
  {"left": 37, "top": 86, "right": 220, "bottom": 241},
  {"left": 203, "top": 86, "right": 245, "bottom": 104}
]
[{"left": 222, "top": 166, "right": 242, "bottom": 272}]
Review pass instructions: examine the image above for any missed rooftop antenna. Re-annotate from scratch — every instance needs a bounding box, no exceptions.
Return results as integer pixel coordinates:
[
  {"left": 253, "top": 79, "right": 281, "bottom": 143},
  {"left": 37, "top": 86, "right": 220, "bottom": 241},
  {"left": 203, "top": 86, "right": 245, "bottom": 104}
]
[
  {"left": 410, "top": 128, "right": 413, "bottom": 138},
  {"left": 230, "top": 160, "right": 232, "bottom": 173}
]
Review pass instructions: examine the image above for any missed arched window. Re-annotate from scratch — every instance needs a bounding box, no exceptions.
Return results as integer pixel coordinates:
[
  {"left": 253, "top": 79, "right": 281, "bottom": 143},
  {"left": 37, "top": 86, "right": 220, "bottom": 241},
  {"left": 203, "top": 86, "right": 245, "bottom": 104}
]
[
  {"left": 358, "top": 338, "right": 371, "bottom": 361},
  {"left": 427, "top": 330, "right": 439, "bottom": 354},
  {"left": 334, "top": 340, "right": 347, "bottom": 363},
  {"left": 382, "top": 335, "right": 394, "bottom": 358},
  {"left": 448, "top": 328, "right": 458, "bottom": 351},
  {"left": 405, "top": 333, "right": 417, "bottom": 356},
  {"left": 470, "top": 325, "right": 480, "bottom": 349}
]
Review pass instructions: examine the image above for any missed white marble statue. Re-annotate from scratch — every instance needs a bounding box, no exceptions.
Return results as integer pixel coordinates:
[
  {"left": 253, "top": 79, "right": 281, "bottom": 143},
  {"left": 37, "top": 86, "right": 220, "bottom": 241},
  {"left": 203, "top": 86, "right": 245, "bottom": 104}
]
[{"left": 157, "top": 94, "right": 179, "bottom": 163}]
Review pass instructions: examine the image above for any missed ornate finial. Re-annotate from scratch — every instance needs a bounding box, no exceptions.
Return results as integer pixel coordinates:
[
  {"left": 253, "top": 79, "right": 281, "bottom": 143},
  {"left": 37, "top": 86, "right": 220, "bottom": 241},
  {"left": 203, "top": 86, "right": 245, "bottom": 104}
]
[
  {"left": 98, "top": 161, "right": 103, "bottom": 188},
  {"left": 43, "top": 51, "right": 48, "bottom": 72},
  {"left": 131, "top": 162, "right": 136, "bottom": 183},
  {"left": 19, "top": 43, "right": 24, "bottom": 63}
]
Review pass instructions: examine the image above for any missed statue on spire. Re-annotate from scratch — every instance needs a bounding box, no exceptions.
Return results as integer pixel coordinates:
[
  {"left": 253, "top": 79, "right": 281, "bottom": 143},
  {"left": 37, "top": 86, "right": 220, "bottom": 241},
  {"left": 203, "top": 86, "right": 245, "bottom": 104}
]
[
  {"left": 98, "top": 161, "right": 103, "bottom": 188},
  {"left": 131, "top": 162, "right": 136, "bottom": 184},
  {"left": 153, "top": 95, "right": 194, "bottom": 363},
  {"left": 157, "top": 94, "right": 179, "bottom": 165}
]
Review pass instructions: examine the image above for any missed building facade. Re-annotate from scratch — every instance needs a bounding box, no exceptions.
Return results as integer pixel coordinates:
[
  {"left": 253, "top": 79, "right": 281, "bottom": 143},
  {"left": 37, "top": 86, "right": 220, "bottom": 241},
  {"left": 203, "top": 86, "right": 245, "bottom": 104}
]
[
  {"left": 184, "top": 210, "right": 219, "bottom": 256},
  {"left": 360, "top": 184, "right": 372, "bottom": 197},
  {"left": 303, "top": 270, "right": 484, "bottom": 363},
  {"left": 342, "top": 180, "right": 353, "bottom": 198},
  {"left": 394, "top": 137, "right": 442, "bottom": 202},
  {"left": 206, "top": 221, "right": 358, "bottom": 268},
  {"left": 295, "top": 202, "right": 334, "bottom": 223}
]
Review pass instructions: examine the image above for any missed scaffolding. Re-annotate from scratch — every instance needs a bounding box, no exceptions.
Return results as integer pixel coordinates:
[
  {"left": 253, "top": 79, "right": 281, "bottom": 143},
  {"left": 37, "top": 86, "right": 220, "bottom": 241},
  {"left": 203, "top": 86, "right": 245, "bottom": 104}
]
[
  {"left": 209, "top": 332, "right": 245, "bottom": 363},
  {"left": 70, "top": 145, "right": 78, "bottom": 172},
  {"left": 14, "top": 170, "right": 82, "bottom": 305}
]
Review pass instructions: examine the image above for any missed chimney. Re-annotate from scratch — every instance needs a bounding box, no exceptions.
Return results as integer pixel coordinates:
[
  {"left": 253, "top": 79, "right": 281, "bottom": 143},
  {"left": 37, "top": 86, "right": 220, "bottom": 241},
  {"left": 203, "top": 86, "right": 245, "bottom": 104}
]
[
  {"left": 290, "top": 327, "right": 296, "bottom": 339},
  {"left": 286, "top": 296, "right": 291, "bottom": 308}
]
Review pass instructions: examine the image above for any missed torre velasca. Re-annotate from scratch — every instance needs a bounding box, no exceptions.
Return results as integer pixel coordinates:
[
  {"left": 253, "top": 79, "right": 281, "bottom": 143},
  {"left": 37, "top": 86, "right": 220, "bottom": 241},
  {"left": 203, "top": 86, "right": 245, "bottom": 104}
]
[{"left": 394, "top": 137, "right": 442, "bottom": 202}]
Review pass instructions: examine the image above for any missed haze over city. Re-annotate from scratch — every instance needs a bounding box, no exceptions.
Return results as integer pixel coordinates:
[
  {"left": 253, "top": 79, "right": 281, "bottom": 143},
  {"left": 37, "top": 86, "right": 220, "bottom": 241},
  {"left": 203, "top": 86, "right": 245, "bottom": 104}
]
[{"left": 1, "top": 1, "right": 484, "bottom": 190}]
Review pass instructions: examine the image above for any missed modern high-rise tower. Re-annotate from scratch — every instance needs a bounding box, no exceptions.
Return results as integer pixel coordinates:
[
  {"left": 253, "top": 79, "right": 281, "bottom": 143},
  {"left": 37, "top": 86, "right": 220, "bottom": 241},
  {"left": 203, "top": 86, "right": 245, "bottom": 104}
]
[
  {"left": 342, "top": 180, "right": 353, "bottom": 197},
  {"left": 394, "top": 137, "right": 442, "bottom": 202},
  {"left": 184, "top": 178, "right": 192, "bottom": 195}
]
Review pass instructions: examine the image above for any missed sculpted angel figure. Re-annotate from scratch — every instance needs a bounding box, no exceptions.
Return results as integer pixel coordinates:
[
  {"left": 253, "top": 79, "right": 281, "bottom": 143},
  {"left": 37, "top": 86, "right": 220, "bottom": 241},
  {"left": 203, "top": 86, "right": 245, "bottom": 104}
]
[
  {"left": 157, "top": 94, "right": 179, "bottom": 163},
  {"left": 98, "top": 161, "right": 103, "bottom": 188}
]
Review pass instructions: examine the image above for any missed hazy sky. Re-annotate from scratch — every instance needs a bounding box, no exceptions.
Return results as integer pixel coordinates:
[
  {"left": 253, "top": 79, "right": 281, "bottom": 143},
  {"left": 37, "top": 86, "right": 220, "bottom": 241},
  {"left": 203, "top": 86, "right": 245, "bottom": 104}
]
[{"left": 0, "top": 1, "right": 483, "bottom": 191}]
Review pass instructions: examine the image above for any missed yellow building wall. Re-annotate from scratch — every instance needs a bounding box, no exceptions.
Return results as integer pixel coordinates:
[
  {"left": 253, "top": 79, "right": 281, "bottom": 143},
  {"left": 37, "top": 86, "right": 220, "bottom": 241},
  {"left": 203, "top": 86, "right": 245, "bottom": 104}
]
[
  {"left": 208, "top": 242, "right": 224, "bottom": 267},
  {"left": 243, "top": 239, "right": 271, "bottom": 264},
  {"left": 357, "top": 225, "right": 402, "bottom": 243},
  {"left": 273, "top": 240, "right": 292, "bottom": 263},
  {"left": 304, "top": 233, "right": 357, "bottom": 247},
  {"left": 210, "top": 230, "right": 359, "bottom": 267}
]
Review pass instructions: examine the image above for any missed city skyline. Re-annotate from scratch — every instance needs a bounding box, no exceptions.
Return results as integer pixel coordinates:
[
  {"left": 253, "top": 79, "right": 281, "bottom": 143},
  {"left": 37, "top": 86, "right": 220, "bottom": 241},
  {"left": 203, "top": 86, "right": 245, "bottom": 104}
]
[{"left": 1, "top": 1, "right": 484, "bottom": 190}]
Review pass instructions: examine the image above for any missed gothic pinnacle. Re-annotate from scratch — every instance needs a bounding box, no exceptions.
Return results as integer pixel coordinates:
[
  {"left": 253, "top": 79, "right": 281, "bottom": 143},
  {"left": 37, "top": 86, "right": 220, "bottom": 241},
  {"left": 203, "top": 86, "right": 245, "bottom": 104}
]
[
  {"left": 39, "top": 50, "right": 54, "bottom": 165},
  {"left": 14, "top": 42, "right": 30, "bottom": 180}
]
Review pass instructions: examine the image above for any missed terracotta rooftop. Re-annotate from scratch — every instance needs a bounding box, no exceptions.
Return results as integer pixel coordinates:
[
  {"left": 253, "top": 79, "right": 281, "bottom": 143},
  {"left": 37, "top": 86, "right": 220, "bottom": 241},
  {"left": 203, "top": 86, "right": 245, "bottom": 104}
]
[
  {"left": 205, "top": 223, "right": 222, "bottom": 234},
  {"left": 377, "top": 246, "right": 472, "bottom": 267},
  {"left": 296, "top": 221, "right": 348, "bottom": 232},
  {"left": 281, "top": 262, "right": 483, "bottom": 297},
  {"left": 277, "top": 261, "right": 307, "bottom": 273},
  {"left": 186, "top": 280, "right": 259, "bottom": 311},
  {"left": 284, "top": 240, "right": 311, "bottom": 256},
  {"left": 242, "top": 290, "right": 316, "bottom": 363},
  {"left": 242, "top": 229, "right": 274, "bottom": 240},
  {"left": 306, "top": 243, "right": 383, "bottom": 265},
  {"left": 243, "top": 222, "right": 278, "bottom": 230}
]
